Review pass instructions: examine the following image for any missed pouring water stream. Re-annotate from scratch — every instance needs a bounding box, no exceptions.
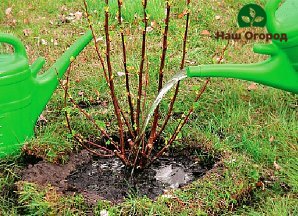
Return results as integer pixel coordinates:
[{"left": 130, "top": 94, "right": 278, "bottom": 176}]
[{"left": 137, "top": 69, "right": 187, "bottom": 141}]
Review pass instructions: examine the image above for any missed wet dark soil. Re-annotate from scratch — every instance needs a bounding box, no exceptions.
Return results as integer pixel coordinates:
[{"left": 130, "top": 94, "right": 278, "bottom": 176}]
[
  {"left": 21, "top": 148, "right": 216, "bottom": 203},
  {"left": 21, "top": 150, "right": 92, "bottom": 191}
]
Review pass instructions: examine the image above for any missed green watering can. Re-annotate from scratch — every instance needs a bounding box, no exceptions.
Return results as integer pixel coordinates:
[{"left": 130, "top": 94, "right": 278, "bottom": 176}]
[
  {"left": 0, "top": 30, "right": 92, "bottom": 157},
  {"left": 187, "top": 0, "right": 298, "bottom": 94}
]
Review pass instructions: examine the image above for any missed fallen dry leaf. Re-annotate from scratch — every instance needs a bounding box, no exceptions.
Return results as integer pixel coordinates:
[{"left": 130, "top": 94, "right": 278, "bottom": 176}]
[
  {"left": 41, "top": 39, "right": 47, "bottom": 45},
  {"left": 215, "top": 15, "right": 221, "bottom": 20},
  {"left": 269, "top": 136, "right": 274, "bottom": 143},
  {"left": 146, "top": 26, "right": 153, "bottom": 32},
  {"left": 38, "top": 114, "right": 48, "bottom": 123},
  {"left": 23, "top": 18, "right": 30, "bottom": 24},
  {"left": 78, "top": 91, "right": 84, "bottom": 96},
  {"left": 178, "top": 9, "right": 188, "bottom": 19},
  {"left": 9, "top": 19, "right": 17, "bottom": 27},
  {"left": 96, "top": 37, "right": 104, "bottom": 43},
  {"left": 247, "top": 83, "right": 258, "bottom": 91},
  {"left": 273, "top": 161, "right": 281, "bottom": 171},
  {"left": 117, "top": 71, "right": 125, "bottom": 77},
  {"left": 5, "top": 7, "right": 12, "bottom": 17},
  {"left": 256, "top": 181, "right": 265, "bottom": 190},
  {"left": 61, "top": 80, "right": 67, "bottom": 86},
  {"left": 186, "top": 60, "right": 196, "bottom": 65},
  {"left": 74, "top": 11, "right": 82, "bottom": 20},
  {"left": 201, "top": 30, "right": 211, "bottom": 36},
  {"left": 23, "top": 29, "right": 31, "bottom": 36},
  {"left": 150, "top": 21, "right": 157, "bottom": 28}
]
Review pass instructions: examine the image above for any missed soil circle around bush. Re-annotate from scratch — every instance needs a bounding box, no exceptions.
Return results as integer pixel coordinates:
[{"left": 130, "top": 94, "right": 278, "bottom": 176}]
[{"left": 21, "top": 148, "right": 216, "bottom": 203}]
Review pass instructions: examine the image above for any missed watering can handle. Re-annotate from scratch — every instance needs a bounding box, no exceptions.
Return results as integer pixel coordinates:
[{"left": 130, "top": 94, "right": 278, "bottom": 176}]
[{"left": 0, "top": 33, "right": 27, "bottom": 58}]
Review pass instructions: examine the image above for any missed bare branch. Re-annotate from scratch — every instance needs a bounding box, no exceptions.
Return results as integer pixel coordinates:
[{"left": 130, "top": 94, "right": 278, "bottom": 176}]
[
  {"left": 74, "top": 134, "right": 114, "bottom": 158},
  {"left": 136, "top": 0, "right": 148, "bottom": 134},
  {"left": 149, "top": 79, "right": 210, "bottom": 166},
  {"left": 117, "top": 0, "right": 135, "bottom": 133},
  {"left": 83, "top": 0, "right": 109, "bottom": 83},
  {"left": 157, "top": 0, "right": 191, "bottom": 138},
  {"left": 146, "top": 1, "right": 171, "bottom": 156},
  {"left": 63, "top": 62, "right": 73, "bottom": 134},
  {"left": 104, "top": 0, "right": 126, "bottom": 157},
  {"left": 150, "top": 40, "right": 230, "bottom": 166},
  {"left": 59, "top": 78, "right": 120, "bottom": 152}
]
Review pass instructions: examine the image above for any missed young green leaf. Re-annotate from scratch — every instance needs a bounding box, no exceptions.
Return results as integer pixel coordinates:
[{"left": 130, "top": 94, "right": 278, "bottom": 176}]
[
  {"left": 249, "top": 7, "right": 256, "bottom": 18},
  {"left": 241, "top": 16, "right": 250, "bottom": 24}
]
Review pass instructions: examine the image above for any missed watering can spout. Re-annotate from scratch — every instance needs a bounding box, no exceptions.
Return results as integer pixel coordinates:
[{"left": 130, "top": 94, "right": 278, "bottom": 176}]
[
  {"left": 32, "top": 30, "right": 93, "bottom": 122},
  {"left": 187, "top": 44, "right": 298, "bottom": 94}
]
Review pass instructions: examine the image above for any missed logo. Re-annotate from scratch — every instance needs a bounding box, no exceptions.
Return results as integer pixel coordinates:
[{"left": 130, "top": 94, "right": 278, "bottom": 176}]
[
  {"left": 214, "top": 3, "right": 287, "bottom": 42},
  {"left": 238, "top": 4, "right": 267, "bottom": 28}
]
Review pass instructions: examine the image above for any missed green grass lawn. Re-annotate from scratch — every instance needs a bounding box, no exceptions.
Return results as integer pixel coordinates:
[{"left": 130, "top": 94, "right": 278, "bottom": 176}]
[{"left": 1, "top": 0, "right": 297, "bottom": 215}]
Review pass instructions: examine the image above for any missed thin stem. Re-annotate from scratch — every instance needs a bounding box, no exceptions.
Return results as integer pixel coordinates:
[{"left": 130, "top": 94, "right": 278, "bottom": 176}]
[
  {"left": 74, "top": 134, "right": 114, "bottom": 158},
  {"left": 149, "top": 40, "right": 230, "bottom": 166},
  {"left": 83, "top": 0, "right": 109, "bottom": 83},
  {"left": 85, "top": 139, "right": 114, "bottom": 155},
  {"left": 120, "top": 109, "right": 135, "bottom": 139},
  {"left": 141, "top": 58, "right": 149, "bottom": 153},
  {"left": 57, "top": 61, "right": 115, "bottom": 158},
  {"left": 157, "top": 0, "right": 191, "bottom": 138},
  {"left": 148, "top": 79, "right": 210, "bottom": 166},
  {"left": 117, "top": 0, "right": 135, "bottom": 133},
  {"left": 141, "top": 58, "right": 150, "bottom": 122},
  {"left": 104, "top": 0, "right": 126, "bottom": 156},
  {"left": 59, "top": 80, "right": 120, "bottom": 152},
  {"left": 63, "top": 62, "right": 73, "bottom": 134},
  {"left": 146, "top": 1, "right": 171, "bottom": 156},
  {"left": 136, "top": 0, "right": 148, "bottom": 134}
]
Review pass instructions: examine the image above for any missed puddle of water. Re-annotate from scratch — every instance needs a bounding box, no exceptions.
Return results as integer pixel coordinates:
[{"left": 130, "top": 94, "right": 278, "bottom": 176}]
[{"left": 155, "top": 164, "right": 193, "bottom": 189}]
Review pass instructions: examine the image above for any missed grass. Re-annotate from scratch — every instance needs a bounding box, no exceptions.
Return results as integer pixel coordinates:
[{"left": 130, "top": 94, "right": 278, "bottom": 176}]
[{"left": 1, "top": 0, "right": 297, "bottom": 215}]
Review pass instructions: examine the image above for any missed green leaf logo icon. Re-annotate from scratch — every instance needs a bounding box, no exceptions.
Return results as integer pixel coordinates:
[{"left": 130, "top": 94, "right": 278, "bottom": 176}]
[{"left": 238, "top": 4, "right": 267, "bottom": 28}]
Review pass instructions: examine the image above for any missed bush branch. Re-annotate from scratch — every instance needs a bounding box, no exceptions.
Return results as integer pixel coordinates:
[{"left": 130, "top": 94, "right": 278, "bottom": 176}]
[
  {"left": 117, "top": 0, "right": 135, "bottom": 133},
  {"left": 146, "top": 1, "right": 171, "bottom": 156},
  {"left": 136, "top": 0, "right": 148, "bottom": 134},
  {"left": 157, "top": 0, "right": 191, "bottom": 138},
  {"left": 104, "top": 0, "right": 126, "bottom": 157}
]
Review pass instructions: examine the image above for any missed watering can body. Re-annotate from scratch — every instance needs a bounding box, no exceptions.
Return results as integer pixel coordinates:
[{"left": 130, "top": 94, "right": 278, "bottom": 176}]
[
  {"left": 187, "top": 0, "right": 298, "bottom": 94},
  {"left": 0, "top": 30, "right": 92, "bottom": 157}
]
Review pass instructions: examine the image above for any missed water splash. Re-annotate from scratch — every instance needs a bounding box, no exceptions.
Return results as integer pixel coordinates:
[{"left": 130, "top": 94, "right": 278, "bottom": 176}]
[{"left": 138, "top": 69, "right": 187, "bottom": 139}]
